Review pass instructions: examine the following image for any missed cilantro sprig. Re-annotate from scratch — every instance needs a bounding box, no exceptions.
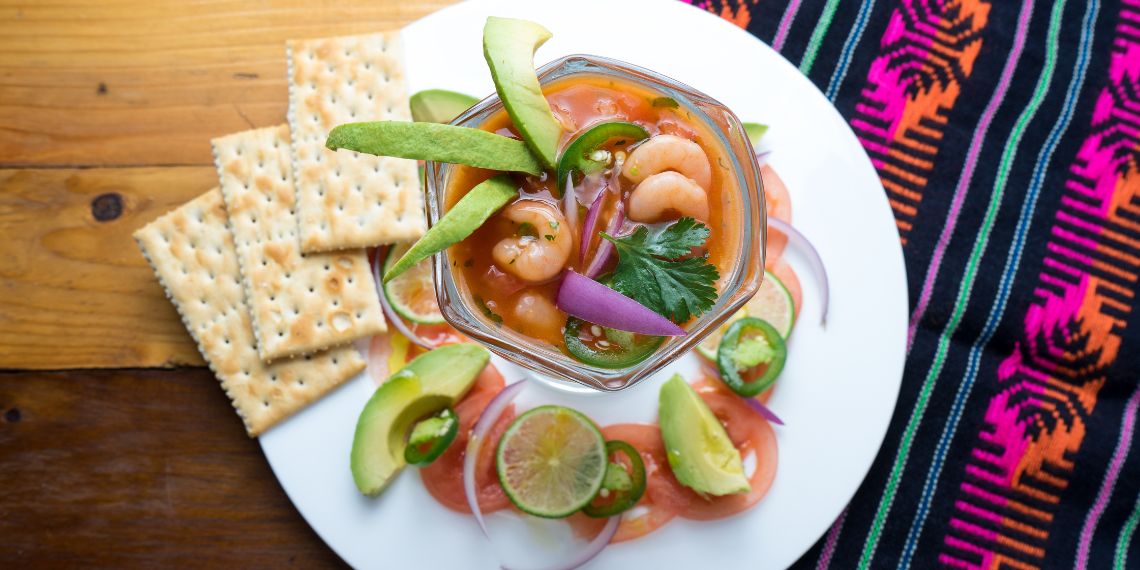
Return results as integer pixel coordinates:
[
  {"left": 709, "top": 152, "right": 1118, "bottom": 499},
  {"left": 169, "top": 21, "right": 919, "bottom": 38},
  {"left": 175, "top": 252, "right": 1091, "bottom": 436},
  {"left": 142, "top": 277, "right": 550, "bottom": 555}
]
[{"left": 601, "top": 218, "right": 719, "bottom": 323}]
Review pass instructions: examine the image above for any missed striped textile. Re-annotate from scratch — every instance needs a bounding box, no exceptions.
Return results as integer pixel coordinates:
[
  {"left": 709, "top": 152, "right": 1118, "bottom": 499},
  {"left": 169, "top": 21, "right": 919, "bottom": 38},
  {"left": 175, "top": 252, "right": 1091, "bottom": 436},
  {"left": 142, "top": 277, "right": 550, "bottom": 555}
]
[{"left": 678, "top": 0, "right": 1140, "bottom": 568}]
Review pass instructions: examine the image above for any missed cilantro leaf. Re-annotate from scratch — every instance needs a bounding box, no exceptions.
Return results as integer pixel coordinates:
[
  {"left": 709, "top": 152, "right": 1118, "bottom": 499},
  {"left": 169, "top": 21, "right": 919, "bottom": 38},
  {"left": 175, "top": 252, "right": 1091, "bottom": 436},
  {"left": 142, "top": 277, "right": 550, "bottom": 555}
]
[
  {"left": 601, "top": 219, "right": 719, "bottom": 323},
  {"left": 629, "top": 217, "right": 711, "bottom": 259}
]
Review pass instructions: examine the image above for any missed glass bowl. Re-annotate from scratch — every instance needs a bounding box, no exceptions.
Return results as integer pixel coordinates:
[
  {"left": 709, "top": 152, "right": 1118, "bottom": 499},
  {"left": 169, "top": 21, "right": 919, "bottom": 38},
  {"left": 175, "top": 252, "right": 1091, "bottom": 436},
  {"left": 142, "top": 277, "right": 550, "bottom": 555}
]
[{"left": 427, "top": 54, "right": 766, "bottom": 392}]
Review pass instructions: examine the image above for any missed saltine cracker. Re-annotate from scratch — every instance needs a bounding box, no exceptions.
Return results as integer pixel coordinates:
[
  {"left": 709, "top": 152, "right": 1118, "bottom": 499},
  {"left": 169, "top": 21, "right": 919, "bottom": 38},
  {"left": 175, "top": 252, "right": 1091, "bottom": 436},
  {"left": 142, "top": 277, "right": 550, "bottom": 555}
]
[
  {"left": 212, "top": 124, "right": 386, "bottom": 362},
  {"left": 287, "top": 32, "right": 424, "bottom": 252},
  {"left": 133, "top": 189, "right": 365, "bottom": 436}
]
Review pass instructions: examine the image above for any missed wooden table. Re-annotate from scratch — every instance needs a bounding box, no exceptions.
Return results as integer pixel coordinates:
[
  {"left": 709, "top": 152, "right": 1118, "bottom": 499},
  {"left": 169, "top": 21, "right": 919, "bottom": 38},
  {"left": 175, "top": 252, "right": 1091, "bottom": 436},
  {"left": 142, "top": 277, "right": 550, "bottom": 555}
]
[{"left": 0, "top": 2, "right": 454, "bottom": 565}]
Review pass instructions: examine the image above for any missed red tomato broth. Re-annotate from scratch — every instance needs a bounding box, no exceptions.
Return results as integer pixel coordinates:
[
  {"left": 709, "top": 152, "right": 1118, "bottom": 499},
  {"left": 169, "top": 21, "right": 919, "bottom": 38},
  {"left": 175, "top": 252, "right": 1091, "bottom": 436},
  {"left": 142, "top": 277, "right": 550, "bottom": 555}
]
[{"left": 445, "top": 75, "right": 743, "bottom": 358}]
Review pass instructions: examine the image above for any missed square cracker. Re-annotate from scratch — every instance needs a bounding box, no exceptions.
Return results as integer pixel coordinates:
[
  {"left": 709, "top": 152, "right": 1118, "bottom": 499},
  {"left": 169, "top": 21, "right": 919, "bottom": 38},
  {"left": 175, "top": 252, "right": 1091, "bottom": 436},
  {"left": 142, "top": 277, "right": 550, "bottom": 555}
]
[
  {"left": 212, "top": 124, "right": 386, "bottom": 362},
  {"left": 287, "top": 31, "right": 424, "bottom": 252},
  {"left": 133, "top": 189, "right": 366, "bottom": 436}
]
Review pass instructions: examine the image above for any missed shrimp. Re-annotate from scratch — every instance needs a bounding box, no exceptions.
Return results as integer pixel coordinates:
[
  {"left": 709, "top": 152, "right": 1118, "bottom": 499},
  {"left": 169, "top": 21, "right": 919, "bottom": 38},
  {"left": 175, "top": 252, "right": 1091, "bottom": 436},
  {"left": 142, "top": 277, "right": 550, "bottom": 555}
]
[
  {"left": 622, "top": 134, "right": 712, "bottom": 190},
  {"left": 513, "top": 291, "right": 564, "bottom": 341},
  {"left": 492, "top": 200, "right": 573, "bottom": 283},
  {"left": 627, "top": 171, "right": 710, "bottom": 222}
]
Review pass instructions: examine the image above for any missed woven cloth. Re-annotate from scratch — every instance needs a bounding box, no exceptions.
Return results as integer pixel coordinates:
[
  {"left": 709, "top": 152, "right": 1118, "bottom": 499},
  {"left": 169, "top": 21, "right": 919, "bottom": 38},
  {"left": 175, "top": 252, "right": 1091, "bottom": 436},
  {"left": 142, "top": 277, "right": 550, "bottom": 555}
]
[{"left": 678, "top": 1, "right": 1140, "bottom": 568}]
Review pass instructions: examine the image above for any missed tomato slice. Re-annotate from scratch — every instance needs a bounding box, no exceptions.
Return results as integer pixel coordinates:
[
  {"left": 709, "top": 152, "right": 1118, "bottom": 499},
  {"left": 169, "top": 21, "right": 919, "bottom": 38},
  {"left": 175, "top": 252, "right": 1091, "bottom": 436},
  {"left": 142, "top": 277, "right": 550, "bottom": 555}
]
[
  {"left": 601, "top": 424, "right": 684, "bottom": 542},
  {"left": 612, "top": 495, "right": 677, "bottom": 544},
  {"left": 696, "top": 362, "right": 775, "bottom": 404},
  {"left": 762, "top": 165, "right": 792, "bottom": 267},
  {"left": 414, "top": 322, "right": 467, "bottom": 347},
  {"left": 366, "top": 332, "right": 402, "bottom": 385},
  {"left": 420, "top": 364, "right": 513, "bottom": 514},
  {"left": 671, "top": 388, "right": 779, "bottom": 521},
  {"left": 467, "top": 361, "right": 506, "bottom": 397}
]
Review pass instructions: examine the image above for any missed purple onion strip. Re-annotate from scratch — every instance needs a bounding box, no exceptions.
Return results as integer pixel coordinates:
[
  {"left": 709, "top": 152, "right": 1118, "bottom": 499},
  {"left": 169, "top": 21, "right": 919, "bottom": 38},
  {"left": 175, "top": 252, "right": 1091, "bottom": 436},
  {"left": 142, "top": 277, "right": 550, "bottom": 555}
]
[
  {"left": 526, "top": 517, "right": 620, "bottom": 570},
  {"left": 371, "top": 247, "right": 433, "bottom": 350},
  {"left": 563, "top": 178, "right": 579, "bottom": 242},
  {"left": 557, "top": 270, "right": 685, "bottom": 336},
  {"left": 583, "top": 201, "right": 623, "bottom": 279},
  {"left": 767, "top": 217, "right": 829, "bottom": 326},
  {"left": 747, "top": 398, "right": 786, "bottom": 426},
  {"left": 463, "top": 380, "right": 526, "bottom": 538},
  {"left": 579, "top": 193, "right": 604, "bottom": 264}
]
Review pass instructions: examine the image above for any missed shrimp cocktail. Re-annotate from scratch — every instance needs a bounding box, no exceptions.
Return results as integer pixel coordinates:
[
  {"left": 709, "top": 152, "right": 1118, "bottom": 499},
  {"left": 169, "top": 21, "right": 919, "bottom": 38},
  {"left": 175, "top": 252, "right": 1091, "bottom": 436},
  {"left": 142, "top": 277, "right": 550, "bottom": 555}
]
[{"left": 327, "top": 17, "right": 764, "bottom": 390}]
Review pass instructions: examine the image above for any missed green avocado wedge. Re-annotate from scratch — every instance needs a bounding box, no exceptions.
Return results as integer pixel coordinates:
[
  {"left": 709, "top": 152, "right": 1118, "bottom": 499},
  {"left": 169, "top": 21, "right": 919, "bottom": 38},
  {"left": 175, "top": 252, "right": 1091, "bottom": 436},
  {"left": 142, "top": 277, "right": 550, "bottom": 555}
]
[
  {"left": 658, "top": 374, "right": 750, "bottom": 496},
  {"left": 383, "top": 174, "right": 517, "bottom": 283},
  {"left": 350, "top": 344, "right": 490, "bottom": 496},
  {"left": 743, "top": 122, "right": 768, "bottom": 146},
  {"left": 327, "top": 122, "right": 542, "bottom": 176},
  {"left": 483, "top": 17, "right": 561, "bottom": 170},
  {"left": 410, "top": 89, "right": 479, "bottom": 123}
]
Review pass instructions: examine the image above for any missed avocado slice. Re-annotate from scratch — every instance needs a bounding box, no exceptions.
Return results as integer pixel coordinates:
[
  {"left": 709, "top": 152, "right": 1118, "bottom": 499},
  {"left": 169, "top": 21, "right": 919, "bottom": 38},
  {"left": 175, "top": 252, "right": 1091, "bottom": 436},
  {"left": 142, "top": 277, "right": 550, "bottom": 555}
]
[
  {"left": 350, "top": 344, "right": 490, "bottom": 496},
  {"left": 410, "top": 89, "right": 479, "bottom": 124},
  {"left": 483, "top": 16, "right": 561, "bottom": 169},
  {"left": 383, "top": 174, "right": 517, "bottom": 283},
  {"left": 658, "top": 374, "right": 750, "bottom": 496},
  {"left": 326, "top": 122, "right": 543, "bottom": 176}
]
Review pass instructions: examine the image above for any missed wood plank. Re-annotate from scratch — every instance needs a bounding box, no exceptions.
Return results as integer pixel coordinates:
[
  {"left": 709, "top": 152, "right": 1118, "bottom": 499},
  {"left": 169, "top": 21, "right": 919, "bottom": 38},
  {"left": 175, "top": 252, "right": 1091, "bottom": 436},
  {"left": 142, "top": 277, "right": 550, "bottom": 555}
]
[
  {"left": 0, "top": 167, "right": 214, "bottom": 369},
  {"left": 0, "top": 368, "right": 346, "bottom": 568},
  {"left": 0, "top": 0, "right": 456, "bottom": 167}
]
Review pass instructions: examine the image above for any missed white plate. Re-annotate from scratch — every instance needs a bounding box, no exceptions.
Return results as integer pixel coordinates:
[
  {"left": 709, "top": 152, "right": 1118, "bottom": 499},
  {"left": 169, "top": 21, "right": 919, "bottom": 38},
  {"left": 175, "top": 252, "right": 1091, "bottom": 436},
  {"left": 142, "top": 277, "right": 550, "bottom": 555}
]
[{"left": 261, "top": 0, "right": 908, "bottom": 568}]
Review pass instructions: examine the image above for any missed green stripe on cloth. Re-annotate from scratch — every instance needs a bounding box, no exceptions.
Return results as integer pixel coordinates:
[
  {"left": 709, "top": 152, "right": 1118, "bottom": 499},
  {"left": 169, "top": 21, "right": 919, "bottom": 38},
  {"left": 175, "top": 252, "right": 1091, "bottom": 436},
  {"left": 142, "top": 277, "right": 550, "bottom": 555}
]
[
  {"left": 855, "top": 0, "right": 1067, "bottom": 566},
  {"left": 1117, "top": 494, "right": 1140, "bottom": 570},
  {"left": 799, "top": 0, "right": 842, "bottom": 75}
]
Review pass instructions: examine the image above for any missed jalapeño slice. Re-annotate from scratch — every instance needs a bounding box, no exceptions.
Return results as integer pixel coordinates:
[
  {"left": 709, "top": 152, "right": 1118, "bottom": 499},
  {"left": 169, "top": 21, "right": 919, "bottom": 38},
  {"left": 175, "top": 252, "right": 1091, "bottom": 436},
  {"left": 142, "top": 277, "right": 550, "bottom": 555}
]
[
  {"left": 404, "top": 407, "right": 459, "bottom": 466},
  {"left": 555, "top": 121, "right": 649, "bottom": 195},
  {"left": 564, "top": 317, "right": 664, "bottom": 369},
  {"left": 716, "top": 317, "right": 788, "bottom": 397},
  {"left": 582, "top": 440, "right": 647, "bottom": 518}
]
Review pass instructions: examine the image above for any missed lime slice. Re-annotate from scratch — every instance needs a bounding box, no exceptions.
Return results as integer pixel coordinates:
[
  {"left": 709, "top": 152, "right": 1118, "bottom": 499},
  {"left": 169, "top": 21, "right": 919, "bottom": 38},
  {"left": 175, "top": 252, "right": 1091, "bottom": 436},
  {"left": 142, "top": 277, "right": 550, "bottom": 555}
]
[
  {"left": 746, "top": 270, "right": 796, "bottom": 337},
  {"left": 496, "top": 405, "right": 607, "bottom": 518},
  {"left": 696, "top": 309, "right": 746, "bottom": 360},
  {"left": 383, "top": 243, "right": 445, "bottom": 325},
  {"left": 696, "top": 271, "right": 795, "bottom": 359}
]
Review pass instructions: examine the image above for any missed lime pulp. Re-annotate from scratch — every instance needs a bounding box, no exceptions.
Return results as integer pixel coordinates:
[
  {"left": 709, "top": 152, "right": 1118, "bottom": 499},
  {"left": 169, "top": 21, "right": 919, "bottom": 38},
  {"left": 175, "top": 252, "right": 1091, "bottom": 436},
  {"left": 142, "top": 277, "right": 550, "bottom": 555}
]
[{"left": 495, "top": 405, "right": 607, "bottom": 518}]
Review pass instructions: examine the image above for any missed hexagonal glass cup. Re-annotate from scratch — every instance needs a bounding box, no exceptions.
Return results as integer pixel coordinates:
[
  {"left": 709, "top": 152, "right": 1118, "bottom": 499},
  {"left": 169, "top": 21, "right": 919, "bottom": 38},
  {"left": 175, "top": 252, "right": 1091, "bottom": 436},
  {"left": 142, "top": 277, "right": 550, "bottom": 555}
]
[{"left": 427, "top": 54, "right": 765, "bottom": 392}]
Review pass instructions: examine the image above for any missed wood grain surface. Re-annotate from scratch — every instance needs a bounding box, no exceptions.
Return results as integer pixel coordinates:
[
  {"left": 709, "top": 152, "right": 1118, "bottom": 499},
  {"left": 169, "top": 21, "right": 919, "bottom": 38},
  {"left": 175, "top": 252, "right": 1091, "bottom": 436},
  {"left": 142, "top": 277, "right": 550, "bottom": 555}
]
[
  {"left": 0, "top": 0, "right": 455, "bottom": 369},
  {"left": 1, "top": 1, "right": 457, "bottom": 565},
  {"left": 0, "top": 0, "right": 454, "bottom": 167},
  {"left": 0, "top": 368, "right": 346, "bottom": 567},
  {"left": 0, "top": 167, "right": 212, "bottom": 370}
]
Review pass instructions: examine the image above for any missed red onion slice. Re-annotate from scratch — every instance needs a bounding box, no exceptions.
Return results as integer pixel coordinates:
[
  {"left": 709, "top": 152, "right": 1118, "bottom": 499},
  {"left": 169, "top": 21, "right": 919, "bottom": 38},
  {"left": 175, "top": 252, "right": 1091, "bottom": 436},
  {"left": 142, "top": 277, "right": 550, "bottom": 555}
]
[
  {"left": 562, "top": 178, "right": 579, "bottom": 242},
  {"left": 767, "top": 217, "right": 829, "bottom": 326},
  {"left": 463, "top": 380, "right": 619, "bottom": 570},
  {"left": 371, "top": 247, "right": 433, "bottom": 350},
  {"left": 747, "top": 398, "right": 785, "bottom": 426},
  {"left": 557, "top": 270, "right": 685, "bottom": 336},
  {"left": 464, "top": 380, "right": 526, "bottom": 538},
  {"left": 525, "top": 517, "right": 619, "bottom": 570},
  {"left": 579, "top": 193, "right": 605, "bottom": 264},
  {"left": 582, "top": 201, "right": 624, "bottom": 279}
]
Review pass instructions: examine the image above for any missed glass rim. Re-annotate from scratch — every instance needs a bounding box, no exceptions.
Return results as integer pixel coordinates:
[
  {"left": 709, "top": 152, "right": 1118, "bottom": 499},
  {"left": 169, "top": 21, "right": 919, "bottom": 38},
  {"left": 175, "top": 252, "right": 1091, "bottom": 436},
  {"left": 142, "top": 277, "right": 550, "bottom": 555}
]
[{"left": 427, "top": 53, "right": 766, "bottom": 392}]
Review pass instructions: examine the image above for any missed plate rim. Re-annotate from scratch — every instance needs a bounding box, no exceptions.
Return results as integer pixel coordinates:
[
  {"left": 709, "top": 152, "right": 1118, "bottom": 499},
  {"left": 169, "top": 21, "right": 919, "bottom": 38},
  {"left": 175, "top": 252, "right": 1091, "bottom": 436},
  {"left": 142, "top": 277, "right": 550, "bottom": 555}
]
[{"left": 260, "top": 1, "right": 909, "bottom": 568}]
